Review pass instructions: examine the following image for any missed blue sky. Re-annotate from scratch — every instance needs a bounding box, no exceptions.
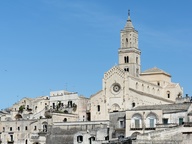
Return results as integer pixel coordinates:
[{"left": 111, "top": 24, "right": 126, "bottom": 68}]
[{"left": 0, "top": 0, "right": 192, "bottom": 109}]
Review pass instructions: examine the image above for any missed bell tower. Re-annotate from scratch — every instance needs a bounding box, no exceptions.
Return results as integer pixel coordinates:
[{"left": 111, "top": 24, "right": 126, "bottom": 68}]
[{"left": 118, "top": 10, "right": 141, "bottom": 77}]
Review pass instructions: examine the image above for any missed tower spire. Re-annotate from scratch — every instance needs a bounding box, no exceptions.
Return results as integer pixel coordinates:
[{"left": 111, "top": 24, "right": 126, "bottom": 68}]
[{"left": 125, "top": 9, "right": 134, "bottom": 29}]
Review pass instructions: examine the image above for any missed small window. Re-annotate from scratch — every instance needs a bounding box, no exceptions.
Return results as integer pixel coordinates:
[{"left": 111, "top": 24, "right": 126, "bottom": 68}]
[
  {"left": 136, "top": 82, "right": 138, "bottom": 89},
  {"left": 77, "top": 135, "right": 83, "bottom": 143},
  {"left": 18, "top": 127, "right": 20, "bottom": 131},
  {"left": 163, "top": 118, "right": 168, "bottom": 124},
  {"left": 10, "top": 135, "right": 13, "bottom": 141},
  {"left": 10, "top": 127, "right": 12, "bottom": 131},
  {"left": 132, "top": 102, "right": 136, "bottom": 108},
  {"left": 120, "top": 120, "right": 124, "bottom": 128},
  {"left": 68, "top": 101, "right": 72, "bottom": 108},
  {"left": 34, "top": 126, "right": 37, "bottom": 131},
  {"left": 25, "top": 126, "right": 28, "bottom": 130},
  {"left": 136, "top": 57, "right": 138, "bottom": 64},
  {"left": 89, "top": 136, "right": 95, "bottom": 141},
  {"left": 3, "top": 127, "right": 5, "bottom": 132},
  {"left": 105, "top": 136, "right": 109, "bottom": 140},
  {"left": 167, "top": 91, "right": 170, "bottom": 98},
  {"left": 63, "top": 118, "right": 67, "bottom": 122},
  {"left": 136, "top": 68, "right": 139, "bottom": 77},
  {"left": 53, "top": 103, "right": 55, "bottom": 109},
  {"left": 97, "top": 105, "right": 100, "bottom": 112},
  {"left": 43, "top": 124, "right": 48, "bottom": 132},
  {"left": 179, "top": 118, "right": 183, "bottom": 125},
  {"left": 25, "top": 139, "right": 28, "bottom": 144},
  {"left": 157, "top": 82, "right": 160, "bottom": 86}
]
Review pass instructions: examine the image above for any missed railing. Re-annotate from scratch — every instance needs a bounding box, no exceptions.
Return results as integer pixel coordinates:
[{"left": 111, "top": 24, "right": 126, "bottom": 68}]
[
  {"left": 156, "top": 123, "right": 178, "bottom": 128},
  {"left": 130, "top": 127, "right": 155, "bottom": 131},
  {"left": 145, "top": 127, "right": 155, "bottom": 130},
  {"left": 7, "top": 140, "right": 14, "bottom": 144},
  {"left": 130, "top": 128, "right": 142, "bottom": 130}
]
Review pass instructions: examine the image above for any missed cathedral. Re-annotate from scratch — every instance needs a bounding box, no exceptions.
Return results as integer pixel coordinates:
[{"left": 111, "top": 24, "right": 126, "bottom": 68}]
[{"left": 90, "top": 12, "right": 183, "bottom": 121}]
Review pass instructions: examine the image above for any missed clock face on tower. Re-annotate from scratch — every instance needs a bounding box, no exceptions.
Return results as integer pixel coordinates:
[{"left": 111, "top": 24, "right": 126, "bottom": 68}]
[{"left": 111, "top": 83, "right": 121, "bottom": 94}]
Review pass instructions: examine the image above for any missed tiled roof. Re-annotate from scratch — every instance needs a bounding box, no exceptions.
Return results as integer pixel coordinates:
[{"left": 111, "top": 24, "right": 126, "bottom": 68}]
[
  {"left": 133, "top": 103, "right": 191, "bottom": 113},
  {"left": 141, "top": 67, "right": 170, "bottom": 76}
]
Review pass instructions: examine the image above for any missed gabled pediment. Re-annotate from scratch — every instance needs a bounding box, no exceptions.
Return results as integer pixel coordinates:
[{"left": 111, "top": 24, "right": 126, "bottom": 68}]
[{"left": 104, "top": 65, "right": 125, "bottom": 80}]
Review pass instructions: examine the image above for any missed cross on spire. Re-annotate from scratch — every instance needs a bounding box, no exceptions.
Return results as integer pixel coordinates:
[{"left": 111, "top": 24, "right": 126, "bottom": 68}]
[{"left": 128, "top": 10, "right": 130, "bottom": 17}]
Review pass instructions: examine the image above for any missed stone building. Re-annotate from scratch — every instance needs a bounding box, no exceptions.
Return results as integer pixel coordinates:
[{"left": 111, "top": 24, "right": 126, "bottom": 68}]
[
  {"left": 49, "top": 90, "right": 89, "bottom": 122},
  {"left": 0, "top": 90, "right": 88, "bottom": 144}
]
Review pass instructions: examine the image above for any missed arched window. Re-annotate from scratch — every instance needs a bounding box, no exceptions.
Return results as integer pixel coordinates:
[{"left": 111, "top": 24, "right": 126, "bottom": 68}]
[
  {"left": 136, "top": 68, "right": 139, "bottom": 77},
  {"left": 97, "top": 105, "right": 100, "bottom": 112},
  {"left": 124, "top": 67, "right": 129, "bottom": 72},
  {"left": 126, "top": 38, "right": 128, "bottom": 46},
  {"left": 124, "top": 56, "right": 129, "bottom": 63},
  {"left": 25, "top": 139, "right": 28, "bottom": 144},
  {"left": 132, "top": 102, "right": 136, "bottom": 108},
  {"left": 136, "top": 57, "right": 138, "bottom": 64},
  {"left": 146, "top": 113, "right": 157, "bottom": 128},
  {"left": 89, "top": 136, "right": 95, "bottom": 142},
  {"left": 63, "top": 118, "right": 67, "bottom": 122},
  {"left": 77, "top": 135, "right": 83, "bottom": 143},
  {"left": 167, "top": 91, "right": 170, "bottom": 98},
  {"left": 132, "top": 113, "right": 142, "bottom": 128},
  {"left": 68, "top": 101, "right": 72, "bottom": 108}
]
